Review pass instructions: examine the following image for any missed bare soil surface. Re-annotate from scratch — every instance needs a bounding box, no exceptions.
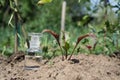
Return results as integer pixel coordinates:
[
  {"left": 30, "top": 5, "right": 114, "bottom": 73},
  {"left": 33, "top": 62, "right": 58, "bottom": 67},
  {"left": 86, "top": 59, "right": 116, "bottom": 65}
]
[{"left": 0, "top": 53, "right": 120, "bottom": 80}]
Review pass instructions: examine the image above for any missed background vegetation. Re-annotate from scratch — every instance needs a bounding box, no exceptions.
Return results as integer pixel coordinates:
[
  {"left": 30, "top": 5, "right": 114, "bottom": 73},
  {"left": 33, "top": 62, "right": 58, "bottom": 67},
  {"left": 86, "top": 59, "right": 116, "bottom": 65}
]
[{"left": 0, "top": 0, "right": 120, "bottom": 58}]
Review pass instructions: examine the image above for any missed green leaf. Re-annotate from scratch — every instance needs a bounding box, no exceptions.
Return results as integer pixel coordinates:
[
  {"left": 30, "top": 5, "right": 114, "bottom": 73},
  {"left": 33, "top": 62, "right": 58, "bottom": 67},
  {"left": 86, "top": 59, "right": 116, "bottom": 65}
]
[
  {"left": 78, "top": 0, "right": 81, "bottom": 3},
  {"left": 8, "top": 13, "right": 14, "bottom": 28},
  {"left": 0, "top": 0, "right": 5, "bottom": 6},
  {"left": 63, "top": 42, "right": 70, "bottom": 51},
  {"left": 9, "top": 0, "right": 14, "bottom": 9},
  {"left": 83, "top": 15, "right": 89, "bottom": 20},
  {"left": 38, "top": 0, "right": 52, "bottom": 5},
  {"left": 113, "top": 33, "right": 117, "bottom": 45},
  {"left": 2, "top": 46, "right": 6, "bottom": 55}
]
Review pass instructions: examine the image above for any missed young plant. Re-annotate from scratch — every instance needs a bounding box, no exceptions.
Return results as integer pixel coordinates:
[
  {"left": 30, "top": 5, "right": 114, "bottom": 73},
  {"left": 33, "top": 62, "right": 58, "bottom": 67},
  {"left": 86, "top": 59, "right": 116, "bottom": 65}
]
[
  {"left": 42, "top": 29, "right": 64, "bottom": 60},
  {"left": 68, "top": 34, "right": 94, "bottom": 60},
  {"left": 61, "top": 31, "right": 70, "bottom": 59},
  {"left": 42, "top": 29, "right": 96, "bottom": 60}
]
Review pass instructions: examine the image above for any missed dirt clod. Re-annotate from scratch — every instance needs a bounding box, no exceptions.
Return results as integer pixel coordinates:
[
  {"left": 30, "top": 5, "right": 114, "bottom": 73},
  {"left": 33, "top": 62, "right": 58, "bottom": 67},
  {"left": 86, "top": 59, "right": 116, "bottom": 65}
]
[{"left": 7, "top": 51, "right": 25, "bottom": 63}]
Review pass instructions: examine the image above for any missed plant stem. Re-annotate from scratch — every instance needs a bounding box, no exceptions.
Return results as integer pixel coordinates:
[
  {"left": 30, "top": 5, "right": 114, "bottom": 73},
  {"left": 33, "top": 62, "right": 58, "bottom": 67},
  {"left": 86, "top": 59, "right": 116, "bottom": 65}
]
[
  {"left": 59, "top": 45, "right": 64, "bottom": 60},
  {"left": 14, "top": 12, "right": 18, "bottom": 53},
  {"left": 68, "top": 44, "right": 77, "bottom": 60},
  {"left": 65, "top": 49, "right": 67, "bottom": 59},
  {"left": 89, "top": 49, "right": 92, "bottom": 54}
]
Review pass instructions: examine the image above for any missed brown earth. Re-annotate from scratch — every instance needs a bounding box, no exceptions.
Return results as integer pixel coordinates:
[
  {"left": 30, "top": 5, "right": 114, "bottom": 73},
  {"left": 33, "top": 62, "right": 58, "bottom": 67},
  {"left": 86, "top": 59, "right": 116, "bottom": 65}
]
[{"left": 0, "top": 53, "right": 120, "bottom": 80}]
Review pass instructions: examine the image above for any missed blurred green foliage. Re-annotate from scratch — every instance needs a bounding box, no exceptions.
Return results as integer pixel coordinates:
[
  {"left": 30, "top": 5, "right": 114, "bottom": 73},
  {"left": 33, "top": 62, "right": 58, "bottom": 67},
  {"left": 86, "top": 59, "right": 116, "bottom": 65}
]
[{"left": 0, "top": 0, "right": 120, "bottom": 58}]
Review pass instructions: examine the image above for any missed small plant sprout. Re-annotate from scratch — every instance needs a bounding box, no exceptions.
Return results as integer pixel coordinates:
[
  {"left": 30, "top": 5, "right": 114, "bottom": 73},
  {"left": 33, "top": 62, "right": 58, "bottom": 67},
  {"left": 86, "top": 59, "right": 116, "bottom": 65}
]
[
  {"left": 42, "top": 29, "right": 64, "bottom": 60},
  {"left": 42, "top": 29, "right": 97, "bottom": 60},
  {"left": 68, "top": 33, "right": 97, "bottom": 60},
  {"left": 61, "top": 31, "right": 70, "bottom": 59}
]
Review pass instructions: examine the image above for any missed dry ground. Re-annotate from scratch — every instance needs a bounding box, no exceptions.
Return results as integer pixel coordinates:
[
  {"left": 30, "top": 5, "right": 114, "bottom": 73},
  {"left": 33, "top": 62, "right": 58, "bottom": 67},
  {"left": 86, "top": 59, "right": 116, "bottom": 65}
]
[{"left": 0, "top": 53, "right": 120, "bottom": 80}]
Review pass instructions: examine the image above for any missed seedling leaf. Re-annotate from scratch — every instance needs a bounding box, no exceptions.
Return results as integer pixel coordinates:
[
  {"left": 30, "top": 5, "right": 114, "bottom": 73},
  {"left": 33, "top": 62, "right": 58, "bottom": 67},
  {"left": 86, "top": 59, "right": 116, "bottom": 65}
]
[
  {"left": 42, "top": 29, "right": 64, "bottom": 60},
  {"left": 68, "top": 34, "right": 91, "bottom": 60},
  {"left": 42, "top": 29, "right": 60, "bottom": 45}
]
